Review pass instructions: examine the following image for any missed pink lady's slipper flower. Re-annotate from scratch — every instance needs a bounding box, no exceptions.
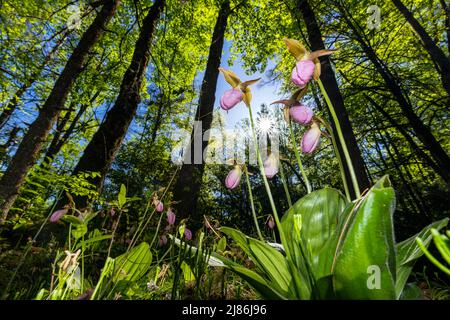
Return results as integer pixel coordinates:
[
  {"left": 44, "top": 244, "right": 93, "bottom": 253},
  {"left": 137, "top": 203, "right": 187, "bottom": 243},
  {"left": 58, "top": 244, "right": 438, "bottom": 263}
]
[
  {"left": 283, "top": 38, "right": 336, "bottom": 88},
  {"left": 184, "top": 228, "right": 192, "bottom": 241},
  {"left": 225, "top": 165, "right": 242, "bottom": 189},
  {"left": 153, "top": 197, "right": 164, "bottom": 213},
  {"left": 301, "top": 122, "right": 322, "bottom": 154},
  {"left": 220, "top": 88, "right": 243, "bottom": 110},
  {"left": 291, "top": 60, "right": 315, "bottom": 88},
  {"left": 219, "top": 68, "right": 260, "bottom": 110},
  {"left": 167, "top": 208, "right": 176, "bottom": 225},
  {"left": 289, "top": 104, "right": 314, "bottom": 125},
  {"left": 50, "top": 208, "right": 68, "bottom": 222},
  {"left": 158, "top": 235, "right": 168, "bottom": 247},
  {"left": 263, "top": 153, "right": 279, "bottom": 179},
  {"left": 266, "top": 215, "right": 275, "bottom": 230}
]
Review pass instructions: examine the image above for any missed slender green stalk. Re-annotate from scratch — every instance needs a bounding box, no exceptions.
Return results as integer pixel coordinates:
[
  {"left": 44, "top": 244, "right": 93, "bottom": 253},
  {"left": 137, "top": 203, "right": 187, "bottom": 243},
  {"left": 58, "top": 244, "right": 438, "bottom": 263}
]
[
  {"left": 317, "top": 116, "right": 351, "bottom": 201},
  {"left": 90, "top": 257, "right": 114, "bottom": 300},
  {"left": 81, "top": 235, "right": 85, "bottom": 292},
  {"left": 243, "top": 165, "right": 264, "bottom": 241},
  {"left": 288, "top": 122, "right": 312, "bottom": 194},
  {"left": 416, "top": 238, "right": 450, "bottom": 275},
  {"left": 278, "top": 161, "right": 292, "bottom": 207},
  {"left": 247, "top": 104, "right": 288, "bottom": 250},
  {"left": 149, "top": 210, "right": 165, "bottom": 249},
  {"left": 107, "top": 210, "right": 122, "bottom": 259},
  {"left": 317, "top": 79, "right": 360, "bottom": 198}
]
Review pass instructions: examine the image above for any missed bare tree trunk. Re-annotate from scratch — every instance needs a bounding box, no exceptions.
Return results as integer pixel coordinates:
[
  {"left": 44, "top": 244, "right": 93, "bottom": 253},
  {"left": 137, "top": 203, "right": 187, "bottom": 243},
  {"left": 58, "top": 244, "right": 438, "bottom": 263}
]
[
  {"left": 336, "top": 1, "right": 450, "bottom": 186},
  {"left": 57, "top": 0, "right": 165, "bottom": 210},
  {"left": 43, "top": 90, "right": 99, "bottom": 165},
  {"left": 364, "top": 94, "right": 450, "bottom": 186},
  {"left": 391, "top": 0, "right": 450, "bottom": 100},
  {"left": 0, "top": 127, "right": 20, "bottom": 163},
  {"left": 0, "top": 0, "right": 120, "bottom": 223},
  {"left": 172, "top": 0, "right": 231, "bottom": 226},
  {"left": 296, "top": 0, "right": 371, "bottom": 198}
]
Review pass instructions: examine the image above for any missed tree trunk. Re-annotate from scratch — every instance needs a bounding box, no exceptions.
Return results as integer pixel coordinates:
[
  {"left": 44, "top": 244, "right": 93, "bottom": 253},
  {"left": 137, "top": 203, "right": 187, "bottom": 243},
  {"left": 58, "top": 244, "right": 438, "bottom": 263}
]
[
  {"left": 364, "top": 94, "right": 450, "bottom": 186},
  {"left": 296, "top": 0, "right": 371, "bottom": 198},
  {"left": 0, "top": 0, "right": 119, "bottom": 223},
  {"left": 58, "top": 0, "right": 165, "bottom": 210},
  {"left": 43, "top": 90, "right": 99, "bottom": 165},
  {"left": 0, "top": 33, "right": 67, "bottom": 130},
  {"left": 391, "top": 0, "right": 450, "bottom": 100},
  {"left": 172, "top": 0, "right": 231, "bottom": 226},
  {"left": 0, "top": 126, "right": 20, "bottom": 164},
  {"left": 336, "top": 1, "right": 450, "bottom": 186}
]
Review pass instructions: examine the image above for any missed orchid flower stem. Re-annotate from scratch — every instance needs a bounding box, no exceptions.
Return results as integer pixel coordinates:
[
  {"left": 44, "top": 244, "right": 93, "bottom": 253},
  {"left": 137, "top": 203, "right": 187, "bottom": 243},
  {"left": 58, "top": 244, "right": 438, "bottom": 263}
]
[
  {"left": 243, "top": 165, "right": 264, "bottom": 241},
  {"left": 247, "top": 104, "right": 288, "bottom": 250},
  {"left": 317, "top": 116, "right": 351, "bottom": 201},
  {"left": 81, "top": 235, "right": 85, "bottom": 293},
  {"left": 288, "top": 122, "right": 312, "bottom": 194},
  {"left": 317, "top": 79, "right": 360, "bottom": 198},
  {"left": 278, "top": 161, "right": 292, "bottom": 207}
]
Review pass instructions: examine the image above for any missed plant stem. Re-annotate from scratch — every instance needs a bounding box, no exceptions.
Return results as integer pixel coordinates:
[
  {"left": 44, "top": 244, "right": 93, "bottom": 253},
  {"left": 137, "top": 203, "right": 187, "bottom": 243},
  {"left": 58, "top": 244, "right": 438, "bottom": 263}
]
[
  {"left": 247, "top": 104, "right": 288, "bottom": 248},
  {"left": 288, "top": 122, "right": 312, "bottom": 194},
  {"left": 317, "top": 79, "right": 360, "bottom": 198},
  {"left": 317, "top": 116, "right": 351, "bottom": 201},
  {"left": 243, "top": 165, "right": 264, "bottom": 241},
  {"left": 278, "top": 161, "right": 292, "bottom": 207},
  {"left": 81, "top": 235, "right": 85, "bottom": 292}
]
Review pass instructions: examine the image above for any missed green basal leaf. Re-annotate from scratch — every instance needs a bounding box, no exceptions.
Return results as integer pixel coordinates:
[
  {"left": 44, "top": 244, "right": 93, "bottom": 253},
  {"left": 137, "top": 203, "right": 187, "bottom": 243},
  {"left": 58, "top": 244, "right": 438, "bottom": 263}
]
[
  {"left": 113, "top": 242, "right": 152, "bottom": 283},
  {"left": 216, "top": 236, "right": 227, "bottom": 253},
  {"left": 118, "top": 184, "right": 127, "bottom": 208},
  {"left": 281, "top": 188, "right": 348, "bottom": 280},
  {"left": 333, "top": 176, "right": 397, "bottom": 299},
  {"left": 220, "top": 227, "right": 295, "bottom": 298},
  {"left": 181, "top": 261, "right": 196, "bottom": 282}
]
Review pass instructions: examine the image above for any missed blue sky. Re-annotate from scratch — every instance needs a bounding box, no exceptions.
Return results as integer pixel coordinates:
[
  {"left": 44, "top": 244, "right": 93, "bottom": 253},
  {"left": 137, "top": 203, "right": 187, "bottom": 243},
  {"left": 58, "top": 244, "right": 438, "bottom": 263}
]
[{"left": 212, "top": 41, "right": 281, "bottom": 130}]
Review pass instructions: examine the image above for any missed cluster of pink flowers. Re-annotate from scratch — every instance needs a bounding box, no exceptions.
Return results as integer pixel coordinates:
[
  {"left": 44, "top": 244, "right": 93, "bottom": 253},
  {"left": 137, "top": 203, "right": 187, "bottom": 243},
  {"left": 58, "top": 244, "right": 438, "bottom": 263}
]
[
  {"left": 219, "top": 39, "right": 333, "bottom": 190},
  {"left": 289, "top": 58, "right": 322, "bottom": 154}
]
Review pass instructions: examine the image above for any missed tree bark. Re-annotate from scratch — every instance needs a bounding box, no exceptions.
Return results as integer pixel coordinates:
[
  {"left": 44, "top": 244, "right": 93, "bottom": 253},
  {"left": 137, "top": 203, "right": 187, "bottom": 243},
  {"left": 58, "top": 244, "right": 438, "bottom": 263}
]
[
  {"left": 391, "top": 0, "right": 450, "bottom": 100},
  {"left": 0, "top": 127, "right": 20, "bottom": 163},
  {"left": 172, "top": 0, "right": 231, "bottom": 226},
  {"left": 296, "top": 0, "right": 371, "bottom": 198},
  {"left": 364, "top": 94, "right": 450, "bottom": 185},
  {"left": 58, "top": 0, "right": 165, "bottom": 210},
  {"left": 0, "top": 0, "right": 119, "bottom": 223},
  {"left": 336, "top": 1, "right": 450, "bottom": 186}
]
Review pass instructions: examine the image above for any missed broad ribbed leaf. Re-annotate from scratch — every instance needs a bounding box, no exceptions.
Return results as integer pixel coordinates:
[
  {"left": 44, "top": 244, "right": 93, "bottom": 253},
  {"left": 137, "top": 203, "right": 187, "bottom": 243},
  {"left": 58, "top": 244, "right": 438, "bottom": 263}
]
[
  {"left": 113, "top": 242, "right": 152, "bottom": 283},
  {"left": 333, "top": 176, "right": 397, "bottom": 299},
  {"left": 218, "top": 260, "right": 288, "bottom": 300},
  {"left": 395, "top": 217, "right": 449, "bottom": 298},
  {"left": 169, "top": 234, "right": 288, "bottom": 299},
  {"left": 281, "top": 188, "right": 348, "bottom": 280},
  {"left": 220, "top": 227, "right": 294, "bottom": 298}
]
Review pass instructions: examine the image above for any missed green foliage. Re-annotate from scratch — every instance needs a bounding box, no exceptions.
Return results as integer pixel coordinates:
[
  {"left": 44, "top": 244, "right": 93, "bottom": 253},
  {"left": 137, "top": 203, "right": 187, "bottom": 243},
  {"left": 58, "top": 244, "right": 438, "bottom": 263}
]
[
  {"left": 417, "top": 228, "right": 450, "bottom": 276},
  {"left": 213, "top": 176, "right": 448, "bottom": 300}
]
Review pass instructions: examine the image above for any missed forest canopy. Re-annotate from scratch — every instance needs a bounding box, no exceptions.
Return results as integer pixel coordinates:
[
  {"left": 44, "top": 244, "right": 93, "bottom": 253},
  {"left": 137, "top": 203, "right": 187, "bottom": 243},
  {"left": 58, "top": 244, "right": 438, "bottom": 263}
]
[{"left": 0, "top": 0, "right": 449, "bottom": 301}]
